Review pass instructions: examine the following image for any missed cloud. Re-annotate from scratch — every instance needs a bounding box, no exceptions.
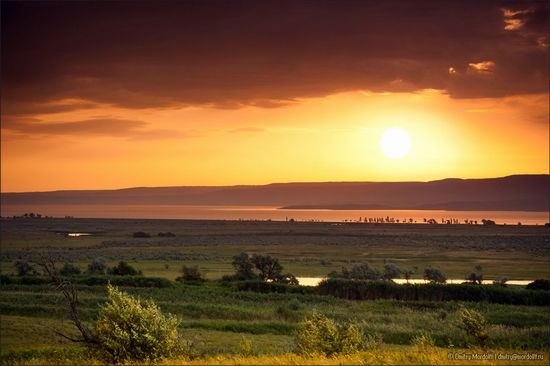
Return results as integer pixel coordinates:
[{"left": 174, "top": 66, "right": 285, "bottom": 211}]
[
  {"left": 2, "top": 118, "right": 190, "bottom": 140},
  {"left": 2, "top": 1, "right": 548, "bottom": 116},
  {"left": 229, "top": 127, "right": 266, "bottom": 134}
]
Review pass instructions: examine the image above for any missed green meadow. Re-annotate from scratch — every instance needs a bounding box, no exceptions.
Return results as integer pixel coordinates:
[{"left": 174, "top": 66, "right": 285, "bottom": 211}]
[{"left": 1, "top": 217, "right": 548, "bottom": 364}]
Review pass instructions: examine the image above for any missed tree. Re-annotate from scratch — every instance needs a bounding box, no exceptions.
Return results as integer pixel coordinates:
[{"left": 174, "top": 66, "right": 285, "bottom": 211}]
[
  {"left": 250, "top": 254, "right": 283, "bottom": 281},
  {"left": 382, "top": 263, "right": 401, "bottom": 281},
  {"left": 466, "top": 272, "right": 483, "bottom": 285},
  {"left": 231, "top": 252, "right": 257, "bottom": 280},
  {"left": 86, "top": 257, "right": 109, "bottom": 275},
  {"left": 14, "top": 259, "right": 38, "bottom": 276},
  {"left": 401, "top": 268, "right": 415, "bottom": 283},
  {"left": 423, "top": 268, "right": 447, "bottom": 284},
  {"left": 95, "top": 284, "right": 183, "bottom": 363},
  {"left": 349, "top": 262, "right": 380, "bottom": 280}
]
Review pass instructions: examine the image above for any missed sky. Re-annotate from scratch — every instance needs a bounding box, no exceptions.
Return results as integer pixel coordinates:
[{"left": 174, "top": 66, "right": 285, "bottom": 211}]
[{"left": 1, "top": 1, "right": 548, "bottom": 193}]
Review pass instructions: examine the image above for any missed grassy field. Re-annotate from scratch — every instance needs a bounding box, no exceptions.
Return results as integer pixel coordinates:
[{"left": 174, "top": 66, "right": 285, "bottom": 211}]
[
  {"left": 1, "top": 217, "right": 549, "bottom": 280},
  {"left": 1, "top": 217, "right": 548, "bottom": 364}
]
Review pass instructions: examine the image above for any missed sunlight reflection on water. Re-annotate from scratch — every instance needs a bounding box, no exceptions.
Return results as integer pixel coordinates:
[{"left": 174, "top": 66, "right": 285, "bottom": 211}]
[
  {"left": 1, "top": 205, "right": 548, "bottom": 225},
  {"left": 296, "top": 277, "right": 534, "bottom": 286}
]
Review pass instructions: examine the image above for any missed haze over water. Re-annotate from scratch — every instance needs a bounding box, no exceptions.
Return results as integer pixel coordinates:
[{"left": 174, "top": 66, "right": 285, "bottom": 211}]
[{"left": 2, "top": 205, "right": 548, "bottom": 225}]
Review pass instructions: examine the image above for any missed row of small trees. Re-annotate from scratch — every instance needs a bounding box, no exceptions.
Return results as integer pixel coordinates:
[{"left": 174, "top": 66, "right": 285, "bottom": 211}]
[{"left": 327, "top": 262, "right": 447, "bottom": 284}]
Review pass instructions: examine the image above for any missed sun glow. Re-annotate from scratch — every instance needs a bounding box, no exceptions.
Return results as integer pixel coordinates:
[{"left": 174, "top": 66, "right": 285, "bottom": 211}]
[{"left": 380, "top": 127, "right": 412, "bottom": 159}]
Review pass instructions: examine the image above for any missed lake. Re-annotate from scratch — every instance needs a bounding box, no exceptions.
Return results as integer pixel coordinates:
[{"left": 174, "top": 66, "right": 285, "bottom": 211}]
[
  {"left": 296, "top": 277, "right": 534, "bottom": 286},
  {"left": 1, "top": 204, "right": 548, "bottom": 225}
]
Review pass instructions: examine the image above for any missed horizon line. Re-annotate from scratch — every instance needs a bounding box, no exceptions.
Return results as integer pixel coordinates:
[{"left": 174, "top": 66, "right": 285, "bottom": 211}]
[{"left": 1, "top": 173, "right": 548, "bottom": 194}]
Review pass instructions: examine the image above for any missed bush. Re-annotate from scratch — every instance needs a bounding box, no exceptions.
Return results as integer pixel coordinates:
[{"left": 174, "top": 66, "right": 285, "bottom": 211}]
[
  {"left": 95, "top": 284, "right": 184, "bottom": 363},
  {"left": 177, "top": 265, "right": 205, "bottom": 282},
  {"left": 133, "top": 231, "right": 151, "bottom": 238},
  {"left": 59, "top": 262, "right": 81, "bottom": 276},
  {"left": 295, "top": 312, "right": 363, "bottom": 357},
  {"left": 14, "top": 259, "right": 38, "bottom": 276},
  {"left": 526, "top": 279, "right": 549, "bottom": 291},
  {"left": 108, "top": 261, "right": 142, "bottom": 276},
  {"left": 412, "top": 332, "right": 435, "bottom": 351},
  {"left": 458, "top": 308, "right": 489, "bottom": 350},
  {"left": 86, "top": 257, "right": 108, "bottom": 275}
]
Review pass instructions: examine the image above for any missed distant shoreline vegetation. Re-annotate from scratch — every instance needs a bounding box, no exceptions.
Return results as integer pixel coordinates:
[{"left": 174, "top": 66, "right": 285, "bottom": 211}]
[{"left": 278, "top": 203, "right": 550, "bottom": 212}]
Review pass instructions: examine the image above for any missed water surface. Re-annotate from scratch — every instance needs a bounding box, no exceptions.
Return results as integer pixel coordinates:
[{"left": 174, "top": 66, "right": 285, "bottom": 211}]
[{"left": 1, "top": 204, "right": 548, "bottom": 225}]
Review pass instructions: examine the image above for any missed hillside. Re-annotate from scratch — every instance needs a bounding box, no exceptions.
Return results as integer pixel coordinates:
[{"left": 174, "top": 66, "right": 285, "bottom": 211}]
[{"left": 1, "top": 175, "right": 548, "bottom": 211}]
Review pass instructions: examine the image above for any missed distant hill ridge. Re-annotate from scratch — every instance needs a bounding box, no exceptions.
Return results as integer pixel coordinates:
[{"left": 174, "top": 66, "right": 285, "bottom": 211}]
[{"left": 1, "top": 175, "right": 548, "bottom": 212}]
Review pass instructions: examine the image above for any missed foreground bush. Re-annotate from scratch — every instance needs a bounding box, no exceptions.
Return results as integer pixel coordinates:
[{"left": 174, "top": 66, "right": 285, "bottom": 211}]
[
  {"left": 95, "top": 284, "right": 184, "bottom": 363},
  {"left": 295, "top": 312, "right": 362, "bottom": 357},
  {"left": 458, "top": 308, "right": 489, "bottom": 350}
]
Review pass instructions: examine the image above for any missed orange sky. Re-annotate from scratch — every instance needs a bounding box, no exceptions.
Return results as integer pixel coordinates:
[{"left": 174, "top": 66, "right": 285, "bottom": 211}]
[{"left": 1, "top": 1, "right": 548, "bottom": 192}]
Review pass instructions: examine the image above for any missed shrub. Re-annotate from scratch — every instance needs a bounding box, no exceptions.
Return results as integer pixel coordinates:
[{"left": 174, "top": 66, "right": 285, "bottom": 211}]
[
  {"left": 86, "top": 257, "right": 108, "bottom": 275},
  {"left": 133, "top": 231, "right": 151, "bottom": 238},
  {"left": 108, "top": 261, "right": 142, "bottom": 276},
  {"left": 412, "top": 332, "right": 435, "bottom": 351},
  {"left": 14, "top": 259, "right": 38, "bottom": 276},
  {"left": 492, "top": 277, "right": 508, "bottom": 288},
  {"left": 275, "top": 272, "right": 300, "bottom": 285},
  {"left": 526, "top": 279, "right": 549, "bottom": 291},
  {"left": 177, "top": 265, "right": 205, "bottom": 282},
  {"left": 59, "top": 262, "right": 81, "bottom": 276},
  {"left": 458, "top": 308, "right": 489, "bottom": 350},
  {"left": 95, "top": 284, "right": 184, "bottom": 363},
  {"left": 295, "top": 312, "right": 362, "bottom": 357}
]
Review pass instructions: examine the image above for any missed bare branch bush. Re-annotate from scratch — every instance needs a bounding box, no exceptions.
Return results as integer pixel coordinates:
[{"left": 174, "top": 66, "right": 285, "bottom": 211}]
[{"left": 33, "top": 257, "right": 95, "bottom": 345}]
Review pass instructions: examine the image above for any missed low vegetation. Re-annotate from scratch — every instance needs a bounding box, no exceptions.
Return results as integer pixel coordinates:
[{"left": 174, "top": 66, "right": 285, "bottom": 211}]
[
  {"left": 1, "top": 218, "right": 548, "bottom": 364},
  {"left": 95, "top": 284, "right": 184, "bottom": 363}
]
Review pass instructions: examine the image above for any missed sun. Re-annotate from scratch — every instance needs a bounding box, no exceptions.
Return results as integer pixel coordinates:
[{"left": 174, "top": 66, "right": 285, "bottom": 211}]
[{"left": 380, "top": 127, "right": 412, "bottom": 159}]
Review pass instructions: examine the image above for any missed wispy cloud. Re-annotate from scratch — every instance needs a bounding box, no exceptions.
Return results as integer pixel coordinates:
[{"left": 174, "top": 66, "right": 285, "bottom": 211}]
[
  {"left": 2, "top": 118, "right": 192, "bottom": 140},
  {"left": 229, "top": 127, "right": 266, "bottom": 133}
]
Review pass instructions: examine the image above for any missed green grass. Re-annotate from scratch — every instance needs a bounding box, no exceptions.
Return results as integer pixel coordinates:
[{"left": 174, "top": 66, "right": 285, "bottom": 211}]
[
  {"left": 1, "top": 218, "right": 548, "bottom": 364},
  {"left": 2, "top": 282, "right": 548, "bottom": 352}
]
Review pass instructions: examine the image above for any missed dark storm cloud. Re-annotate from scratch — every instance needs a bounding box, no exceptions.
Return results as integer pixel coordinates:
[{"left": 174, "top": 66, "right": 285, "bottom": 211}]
[{"left": 2, "top": 1, "right": 548, "bottom": 115}]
